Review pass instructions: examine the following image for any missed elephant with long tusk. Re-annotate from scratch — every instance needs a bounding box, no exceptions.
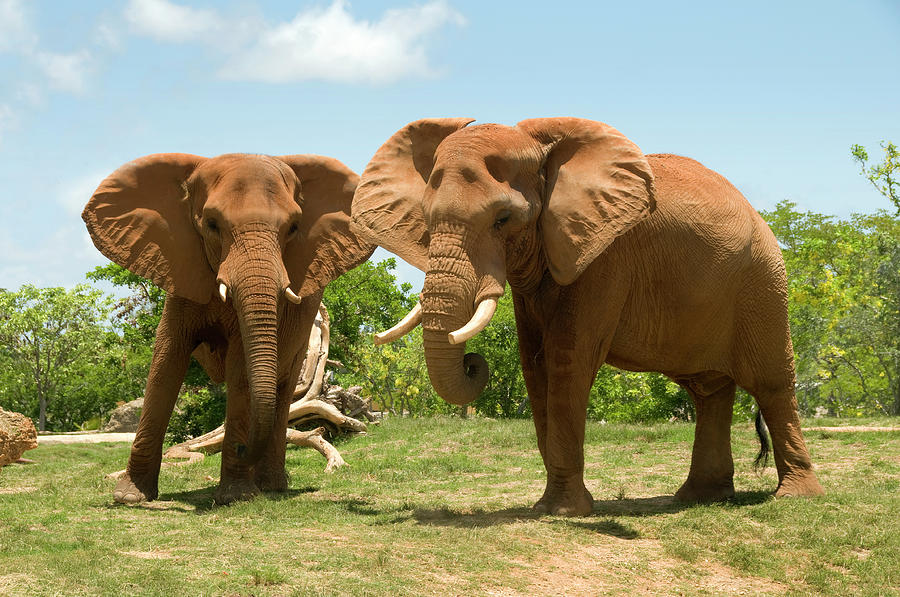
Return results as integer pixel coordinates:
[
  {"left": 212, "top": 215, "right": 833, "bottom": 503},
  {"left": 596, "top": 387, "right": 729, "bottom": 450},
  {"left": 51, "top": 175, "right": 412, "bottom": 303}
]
[
  {"left": 83, "top": 153, "right": 373, "bottom": 505},
  {"left": 351, "top": 117, "right": 824, "bottom": 516}
]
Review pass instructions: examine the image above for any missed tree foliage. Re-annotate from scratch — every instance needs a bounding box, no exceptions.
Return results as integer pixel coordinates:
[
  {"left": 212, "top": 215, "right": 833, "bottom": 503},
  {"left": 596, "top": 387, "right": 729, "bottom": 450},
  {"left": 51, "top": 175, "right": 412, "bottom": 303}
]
[{"left": 0, "top": 285, "right": 120, "bottom": 430}]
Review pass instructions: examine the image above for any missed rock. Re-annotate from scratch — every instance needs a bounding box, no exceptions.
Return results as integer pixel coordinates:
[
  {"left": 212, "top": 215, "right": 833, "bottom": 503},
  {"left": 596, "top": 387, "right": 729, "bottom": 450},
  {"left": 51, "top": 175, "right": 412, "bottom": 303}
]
[
  {"left": 0, "top": 407, "right": 38, "bottom": 468},
  {"left": 102, "top": 398, "right": 144, "bottom": 432}
]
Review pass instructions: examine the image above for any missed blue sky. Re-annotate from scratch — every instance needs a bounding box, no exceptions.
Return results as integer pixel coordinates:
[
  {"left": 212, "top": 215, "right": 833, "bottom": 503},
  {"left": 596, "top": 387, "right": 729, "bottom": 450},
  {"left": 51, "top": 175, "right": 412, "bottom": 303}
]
[{"left": 0, "top": 0, "right": 898, "bottom": 292}]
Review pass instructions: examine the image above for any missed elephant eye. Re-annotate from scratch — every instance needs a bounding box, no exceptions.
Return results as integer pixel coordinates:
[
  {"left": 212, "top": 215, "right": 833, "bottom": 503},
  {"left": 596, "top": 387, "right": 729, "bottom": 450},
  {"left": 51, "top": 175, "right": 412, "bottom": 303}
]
[
  {"left": 287, "top": 222, "right": 299, "bottom": 237},
  {"left": 205, "top": 218, "right": 219, "bottom": 233},
  {"left": 494, "top": 210, "right": 511, "bottom": 230}
]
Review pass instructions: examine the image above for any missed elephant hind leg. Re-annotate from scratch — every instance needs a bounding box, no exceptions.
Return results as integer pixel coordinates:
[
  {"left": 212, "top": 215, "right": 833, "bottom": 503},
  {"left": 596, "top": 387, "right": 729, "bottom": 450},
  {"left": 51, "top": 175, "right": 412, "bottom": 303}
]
[
  {"left": 674, "top": 373, "right": 736, "bottom": 503},
  {"left": 748, "top": 385, "right": 824, "bottom": 498}
]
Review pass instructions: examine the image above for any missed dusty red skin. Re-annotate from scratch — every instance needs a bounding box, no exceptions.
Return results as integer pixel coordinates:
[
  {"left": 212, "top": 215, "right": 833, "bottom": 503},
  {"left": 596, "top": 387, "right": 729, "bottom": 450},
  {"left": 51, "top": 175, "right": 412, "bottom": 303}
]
[
  {"left": 83, "top": 153, "right": 373, "bottom": 505},
  {"left": 353, "top": 117, "right": 823, "bottom": 516}
]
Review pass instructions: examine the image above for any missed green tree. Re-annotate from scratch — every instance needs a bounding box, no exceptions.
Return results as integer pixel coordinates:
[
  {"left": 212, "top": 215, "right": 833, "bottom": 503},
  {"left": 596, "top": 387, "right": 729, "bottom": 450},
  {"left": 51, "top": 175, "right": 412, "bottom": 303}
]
[
  {"left": 323, "top": 258, "right": 417, "bottom": 370},
  {"left": 852, "top": 141, "right": 900, "bottom": 214},
  {"left": 762, "top": 201, "right": 900, "bottom": 416},
  {"left": 467, "top": 289, "right": 529, "bottom": 417},
  {"left": 0, "top": 285, "right": 115, "bottom": 430}
]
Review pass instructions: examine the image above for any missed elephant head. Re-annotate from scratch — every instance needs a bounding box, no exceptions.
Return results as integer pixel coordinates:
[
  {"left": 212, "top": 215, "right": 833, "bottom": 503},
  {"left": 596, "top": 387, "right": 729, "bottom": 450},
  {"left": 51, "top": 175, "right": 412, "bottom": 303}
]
[
  {"left": 83, "top": 153, "right": 372, "bottom": 461},
  {"left": 352, "top": 118, "right": 655, "bottom": 405}
]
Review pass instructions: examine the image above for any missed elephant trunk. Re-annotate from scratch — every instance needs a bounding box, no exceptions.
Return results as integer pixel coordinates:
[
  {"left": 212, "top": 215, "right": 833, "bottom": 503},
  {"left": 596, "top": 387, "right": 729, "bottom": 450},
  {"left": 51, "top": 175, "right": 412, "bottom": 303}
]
[
  {"left": 420, "top": 234, "right": 501, "bottom": 406},
  {"left": 223, "top": 226, "right": 286, "bottom": 464},
  {"left": 422, "top": 328, "right": 489, "bottom": 406}
]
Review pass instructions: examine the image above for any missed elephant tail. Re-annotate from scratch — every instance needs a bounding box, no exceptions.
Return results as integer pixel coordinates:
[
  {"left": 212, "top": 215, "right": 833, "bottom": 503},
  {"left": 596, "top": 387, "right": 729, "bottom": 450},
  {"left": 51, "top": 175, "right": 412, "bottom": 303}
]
[{"left": 753, "top": 409, "right": 771, "bottom": 470}]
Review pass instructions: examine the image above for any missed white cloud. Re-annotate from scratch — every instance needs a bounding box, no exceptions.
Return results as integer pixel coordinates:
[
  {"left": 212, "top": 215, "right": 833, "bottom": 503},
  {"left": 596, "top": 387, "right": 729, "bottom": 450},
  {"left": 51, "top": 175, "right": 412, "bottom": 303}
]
[
  {"left": 121, "top": 0, "right": 465, "bottom": 85},
  {"left": 124, "top": 0, "right": 225, "bottom": 43},
  {"left": 34, "top": 50, "right": 93, "bottom": 95},
  {"left": 0, "top": 0, "right": 36, "bottom": 53},
  {"left": 221, "top": 0, "right": 465, "bottom": 84}
]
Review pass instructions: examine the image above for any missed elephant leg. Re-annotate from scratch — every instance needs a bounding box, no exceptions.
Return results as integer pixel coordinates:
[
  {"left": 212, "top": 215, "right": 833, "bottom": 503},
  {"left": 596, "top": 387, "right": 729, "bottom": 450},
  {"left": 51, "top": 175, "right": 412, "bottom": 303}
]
[
  {"left": 752, "top": 386, "right": 824, "bottom": 497},
  {"left": 253, "top": 377, "right": 293, "bottom": 493},
  {"left": 673, "top": 374, "right": 736, "bottom": 502},
  {"left": 515, "top": 295, "right": 548, "bottom": 464},
  {"left": 535, "top": 355, "right": 596, "bottom": 516},
  {"left": 215, "top": 347, "right": 260, "bottom": 505},
  {"left": 115, "top": 299, "right": 195, "bottom": 504}
]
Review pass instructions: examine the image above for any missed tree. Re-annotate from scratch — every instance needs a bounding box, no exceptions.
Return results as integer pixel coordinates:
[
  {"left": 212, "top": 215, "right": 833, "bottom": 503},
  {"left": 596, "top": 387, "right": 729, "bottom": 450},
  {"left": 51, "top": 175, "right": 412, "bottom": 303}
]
[
  {"left": 323, "top": 258, "right": 417, "bottom": 370},
  {"left": 467, "top": 289, "right": 530, "bottom": 417},
  {"left": 852, "top": 141, "right": 900, "bottom": 214},
  {"left": 762, "top": 201, "right": 900, "bottom": 416},
  {"left": 0, "top": 285, "right": 114, "bottom": 430}
]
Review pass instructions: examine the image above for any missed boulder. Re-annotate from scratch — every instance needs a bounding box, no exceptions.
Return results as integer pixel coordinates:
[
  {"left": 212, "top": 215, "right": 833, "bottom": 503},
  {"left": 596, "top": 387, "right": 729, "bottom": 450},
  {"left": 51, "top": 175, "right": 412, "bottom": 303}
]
[
  {"left": 102, "top": 398, "right": 144, "bottom": 432},
  {"left": 0, "top": 407, "right": 38, "bottom": 468}
]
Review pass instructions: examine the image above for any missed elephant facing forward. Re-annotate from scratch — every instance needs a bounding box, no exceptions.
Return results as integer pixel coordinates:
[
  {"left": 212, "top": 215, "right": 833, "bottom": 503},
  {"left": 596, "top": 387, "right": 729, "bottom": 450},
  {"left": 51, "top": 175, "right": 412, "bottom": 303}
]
[
  {"left": 351, "top": 117, "right": 824, "bottom": 516},
  {"left": 83, "top": 153, "right": 373, "bottom": 505}
]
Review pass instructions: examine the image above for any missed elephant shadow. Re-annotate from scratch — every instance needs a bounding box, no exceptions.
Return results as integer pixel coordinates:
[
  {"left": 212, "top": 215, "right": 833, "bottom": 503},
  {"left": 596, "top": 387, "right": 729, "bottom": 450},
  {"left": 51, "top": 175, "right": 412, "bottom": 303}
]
[
  {"left": 104, "top": 485, "right": 320, "bottom": 513},
  {"left": 408, "top": 490, "right": 772, "bottom": 538}
]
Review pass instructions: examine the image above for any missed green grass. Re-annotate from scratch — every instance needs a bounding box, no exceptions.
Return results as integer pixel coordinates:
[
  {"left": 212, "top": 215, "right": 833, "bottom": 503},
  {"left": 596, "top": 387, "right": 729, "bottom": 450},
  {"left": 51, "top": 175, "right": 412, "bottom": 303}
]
[{"left": 1, "top": 416, "right": 898, "bottom": 596}]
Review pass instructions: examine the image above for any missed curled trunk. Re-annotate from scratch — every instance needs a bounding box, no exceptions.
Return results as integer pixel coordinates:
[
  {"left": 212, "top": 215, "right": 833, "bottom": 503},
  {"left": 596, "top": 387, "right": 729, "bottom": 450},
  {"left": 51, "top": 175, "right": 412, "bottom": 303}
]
[
  {"left": 420, "top": 241, "right": 493, "bottom": 405},
  {"left": 422, "top": 329, "right": 489, "bottom": 405}
]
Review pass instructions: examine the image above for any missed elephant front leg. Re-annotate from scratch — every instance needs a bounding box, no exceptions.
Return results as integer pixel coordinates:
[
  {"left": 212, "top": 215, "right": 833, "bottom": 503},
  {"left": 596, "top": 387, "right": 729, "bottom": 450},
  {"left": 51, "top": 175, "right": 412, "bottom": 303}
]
[
  {"left": 252, "top": 378, "right": 293, "bottom": 493},
  {"left": 533, "top": 350, "right": 596, "bottom": 517},
  {"left": 215, "top": 367, "right": 260, "bottom": 505},
  {"left": 115, "top": 301, "right": 194, "bottom": 504}
]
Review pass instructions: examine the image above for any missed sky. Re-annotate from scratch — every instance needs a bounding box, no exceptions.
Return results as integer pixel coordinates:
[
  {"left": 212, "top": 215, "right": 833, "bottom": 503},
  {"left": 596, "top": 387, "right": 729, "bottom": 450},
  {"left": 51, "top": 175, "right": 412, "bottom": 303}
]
[{"left": 0, "top": 0, "right": 898, "bottom": 293}]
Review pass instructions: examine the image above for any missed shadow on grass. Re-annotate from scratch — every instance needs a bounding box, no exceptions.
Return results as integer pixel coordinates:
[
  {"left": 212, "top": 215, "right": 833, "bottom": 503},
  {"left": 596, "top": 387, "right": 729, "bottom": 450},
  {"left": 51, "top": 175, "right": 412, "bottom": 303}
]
[
  {"left": 102, "top": 485, "right": 319, "bottom": 513},
  {"left": 407, "top": 490, "right": 773, "bottom": 535}
]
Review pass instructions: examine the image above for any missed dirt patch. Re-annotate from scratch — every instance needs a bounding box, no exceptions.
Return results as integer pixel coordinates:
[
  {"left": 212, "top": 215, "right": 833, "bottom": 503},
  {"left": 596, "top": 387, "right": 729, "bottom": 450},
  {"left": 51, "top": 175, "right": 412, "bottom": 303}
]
[
  {"left": 496, "top": 536, "right": 787, "bottom": 596},
  {"left": 118, "top": 549, "right": 175, "bottom": 560},
  {"left": 37, "top": 432, "right": 135, "bottom": 445},
  {"left": 0, "top": 573, "right": 38, "bottom": 594},
  {"left": 0, "top": 486, "right": 37, "bottom": 494}
]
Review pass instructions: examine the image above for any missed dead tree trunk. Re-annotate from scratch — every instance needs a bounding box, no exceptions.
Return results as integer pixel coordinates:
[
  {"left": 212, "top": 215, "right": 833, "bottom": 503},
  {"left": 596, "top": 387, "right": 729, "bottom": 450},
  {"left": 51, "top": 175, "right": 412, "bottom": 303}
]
[{"left": 114, "top": 303, "right": 374, "bottom": 478}]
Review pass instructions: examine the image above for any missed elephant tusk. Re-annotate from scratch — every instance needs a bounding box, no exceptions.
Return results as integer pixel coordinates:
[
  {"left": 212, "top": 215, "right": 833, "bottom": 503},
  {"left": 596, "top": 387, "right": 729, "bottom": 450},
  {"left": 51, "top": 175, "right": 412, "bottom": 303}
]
[
  {"left": 219, "top": 283, "right": 228, "bottom": 303},
  {"left": 448, "top": 298, "right": 498, "bottom": 345},
  {"left": 284, "top": 287, "right": 303, "bottom": 304},
  {"left": 374, "top": 302, "right": 422, "bottom": 345}
]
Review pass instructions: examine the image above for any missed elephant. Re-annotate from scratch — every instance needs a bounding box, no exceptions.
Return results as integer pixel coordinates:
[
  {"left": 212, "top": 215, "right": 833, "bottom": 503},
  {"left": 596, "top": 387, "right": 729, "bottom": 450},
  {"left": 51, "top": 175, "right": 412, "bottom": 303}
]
[
  {"left": 351, "top": 117, "right": 824, "bottom": 516},
  {"left": 83, "top": 152, "right": 373, "bottom": 505}
]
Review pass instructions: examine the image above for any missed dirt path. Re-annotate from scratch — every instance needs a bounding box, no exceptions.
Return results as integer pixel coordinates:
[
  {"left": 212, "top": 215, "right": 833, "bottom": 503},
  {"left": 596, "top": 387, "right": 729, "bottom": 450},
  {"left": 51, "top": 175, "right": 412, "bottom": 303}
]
[{"left": 37, "top": 432, "right": 135, "bottom": 445}]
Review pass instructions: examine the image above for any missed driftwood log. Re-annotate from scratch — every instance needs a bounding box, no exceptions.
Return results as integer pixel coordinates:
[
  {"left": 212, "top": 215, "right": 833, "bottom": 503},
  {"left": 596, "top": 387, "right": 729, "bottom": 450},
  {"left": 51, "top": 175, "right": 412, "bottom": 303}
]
[{"left": 110, "top": 303, "right": 373, "bottom": 480}]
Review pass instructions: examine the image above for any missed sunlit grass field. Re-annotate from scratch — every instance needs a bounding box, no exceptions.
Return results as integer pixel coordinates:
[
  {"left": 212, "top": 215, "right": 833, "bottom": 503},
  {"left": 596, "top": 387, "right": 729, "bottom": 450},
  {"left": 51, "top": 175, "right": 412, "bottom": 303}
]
[{"left": 1, "top": 417, "right": 898, "bottom": 596}]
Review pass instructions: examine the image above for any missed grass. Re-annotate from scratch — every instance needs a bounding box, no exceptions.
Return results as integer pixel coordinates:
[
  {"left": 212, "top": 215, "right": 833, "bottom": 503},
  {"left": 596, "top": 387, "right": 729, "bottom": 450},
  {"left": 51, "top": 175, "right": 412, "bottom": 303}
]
[{"left": 1, "top": 416, "right": 898, "bottom": 596}]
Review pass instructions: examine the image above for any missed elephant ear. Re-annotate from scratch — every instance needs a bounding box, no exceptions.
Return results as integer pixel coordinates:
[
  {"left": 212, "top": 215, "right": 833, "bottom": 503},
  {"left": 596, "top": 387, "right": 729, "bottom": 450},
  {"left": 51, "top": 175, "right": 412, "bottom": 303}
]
[
  {"left": 278, "top": 155, "right": 375, "bottom": 297},
  {"left": 81, "top": 153, "right": 214, "bottom": 303},
  {"left": 352, "top": 118, "right": 475, "bottom": 272},
  {"left": 517, "top": 117, "right": 656, "bottom": 285}
]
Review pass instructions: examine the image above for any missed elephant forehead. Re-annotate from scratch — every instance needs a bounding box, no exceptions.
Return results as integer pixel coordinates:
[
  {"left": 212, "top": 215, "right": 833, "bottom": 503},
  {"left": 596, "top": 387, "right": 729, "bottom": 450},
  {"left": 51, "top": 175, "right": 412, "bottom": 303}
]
[
  {"left": 435, "top": 124, "right": 536, "bottom": 162},
  {"left": 194, "top": 155, "right": 299, "bottom": 212},
  {"left": 197, "top": 154, "right": 297, "bottom": 194}
]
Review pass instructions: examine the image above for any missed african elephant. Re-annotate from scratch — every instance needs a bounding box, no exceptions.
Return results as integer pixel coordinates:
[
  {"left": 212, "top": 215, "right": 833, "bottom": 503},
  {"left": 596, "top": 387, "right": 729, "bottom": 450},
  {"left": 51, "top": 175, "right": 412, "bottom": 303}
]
[
  {"left": 83, "top": 153, "right": 373, "bottom": 505},
  {"left": 351, "top": 117, "right": 824, "bottom": 516}
]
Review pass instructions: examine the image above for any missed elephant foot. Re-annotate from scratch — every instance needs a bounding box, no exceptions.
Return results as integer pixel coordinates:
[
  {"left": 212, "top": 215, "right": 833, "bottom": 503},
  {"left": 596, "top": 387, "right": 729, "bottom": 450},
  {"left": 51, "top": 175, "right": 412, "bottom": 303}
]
[
  {"left": 255, "top": 467, "right": 289, "bottom": 493},
  {"left": 113, "top": 471, "right": 159, "bottom": 505},
  {"left": 674, "top": 477, "right": 735, "bottom": 503},
  {"left": 214, "top": 479, "right": 260, "bottom": 505},
  {"left": 533, "top": 482, "right": 594, "bottom": 517},
  {"left": 774, "top": 472, "right": 824, "bottom": 498}
]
